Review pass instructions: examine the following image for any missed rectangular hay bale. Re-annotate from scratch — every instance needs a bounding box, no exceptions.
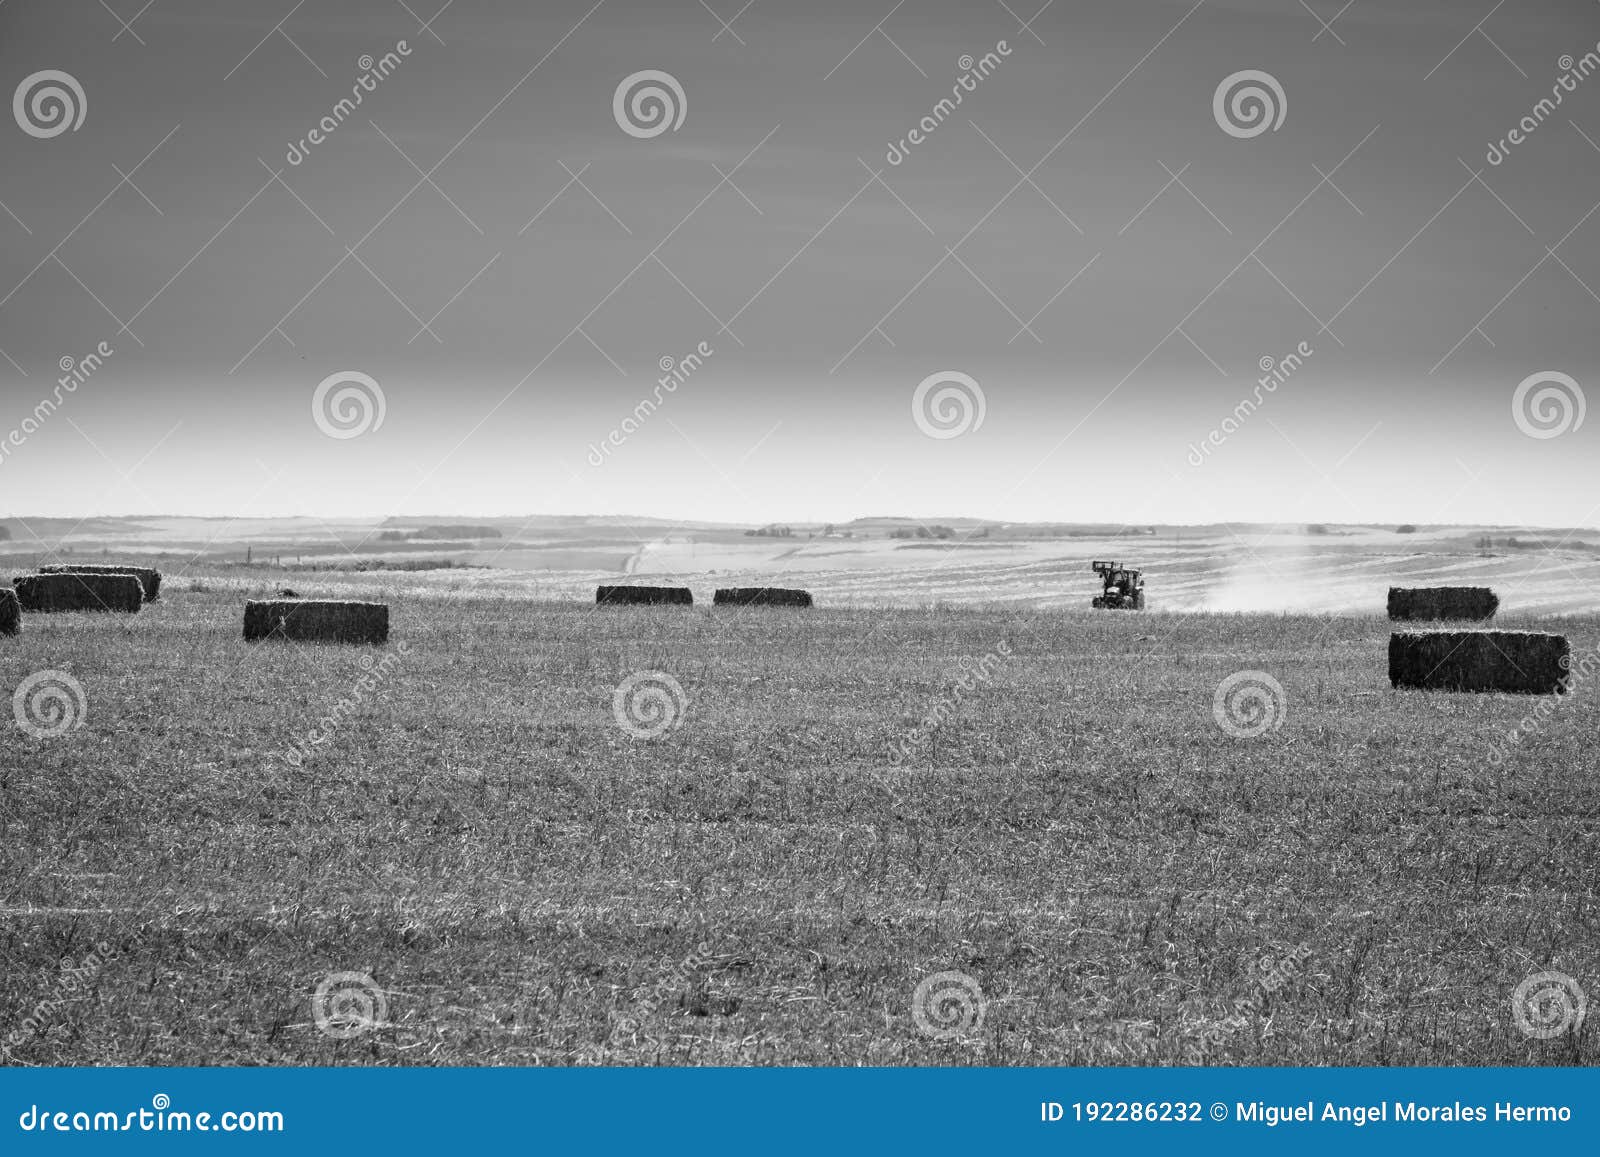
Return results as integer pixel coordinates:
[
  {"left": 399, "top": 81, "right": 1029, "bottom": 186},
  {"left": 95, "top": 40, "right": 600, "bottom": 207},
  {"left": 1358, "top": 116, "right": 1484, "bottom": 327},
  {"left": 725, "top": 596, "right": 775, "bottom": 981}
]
[
  {"left": 0, "top": 587, "right": 19, "bottom": 636},
  {"left": 1389, "top": 630, "right": 1569, "bottom": 695},
  {"left": 40, "top": 564, "right": 160, "bottom": 602},
  {"left": 595, "top": 585, "right": 693, "bottom": 606},
  {"left": 243, "top": 599, "right": 389, "bottom": 644},
  {"left": 1387, "top": 586, "right": 1498, "bottom": 621},
  {"left": 713, "top": 587, "right": 813, "bottom": 607},
  {"left": 13, "top": 572, "right": 144, "bottom": 613}
]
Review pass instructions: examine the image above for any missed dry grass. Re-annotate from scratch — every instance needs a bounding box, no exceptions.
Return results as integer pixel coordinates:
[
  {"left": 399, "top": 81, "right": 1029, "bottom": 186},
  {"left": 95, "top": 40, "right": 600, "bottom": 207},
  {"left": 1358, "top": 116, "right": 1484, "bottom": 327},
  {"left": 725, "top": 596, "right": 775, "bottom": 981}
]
[{"left": 1, "top": 571, "right": 1596, "bottom": 1066}]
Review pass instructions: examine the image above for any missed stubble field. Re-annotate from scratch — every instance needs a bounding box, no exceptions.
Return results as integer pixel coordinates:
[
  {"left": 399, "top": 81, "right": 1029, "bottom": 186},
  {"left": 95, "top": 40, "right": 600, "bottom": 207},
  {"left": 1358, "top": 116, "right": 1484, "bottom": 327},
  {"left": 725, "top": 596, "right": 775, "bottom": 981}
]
[{"left": 2, "top": 574, "right": 1596, "bottom": 1065}]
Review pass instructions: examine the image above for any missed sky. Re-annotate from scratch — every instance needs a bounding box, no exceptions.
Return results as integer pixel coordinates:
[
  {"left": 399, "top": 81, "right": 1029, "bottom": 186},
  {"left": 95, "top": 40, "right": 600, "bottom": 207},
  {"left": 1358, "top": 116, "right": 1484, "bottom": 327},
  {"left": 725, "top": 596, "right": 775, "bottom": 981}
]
[{"left": 1, "top": 0, "right": 1598, "bottom": 527}]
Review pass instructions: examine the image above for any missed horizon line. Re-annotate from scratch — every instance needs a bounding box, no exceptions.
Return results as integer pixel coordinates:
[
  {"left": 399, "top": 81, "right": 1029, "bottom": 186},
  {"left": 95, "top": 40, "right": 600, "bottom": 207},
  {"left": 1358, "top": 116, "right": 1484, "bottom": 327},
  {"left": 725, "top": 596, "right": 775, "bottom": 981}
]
[{"left": 2, "top": 513, "right": 1597, "bottom": 535}]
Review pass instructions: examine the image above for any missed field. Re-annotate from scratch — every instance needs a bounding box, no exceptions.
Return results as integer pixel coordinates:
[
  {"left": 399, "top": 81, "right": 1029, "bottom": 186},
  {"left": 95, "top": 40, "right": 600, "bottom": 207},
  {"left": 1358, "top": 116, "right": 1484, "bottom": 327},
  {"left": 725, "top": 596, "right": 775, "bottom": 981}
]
[
  {"left": 3, "top": 570, "right": 1596, "bottom": 1066},
  {"left": 8, "top": 516, "right": 1600, "bottom": 615}
]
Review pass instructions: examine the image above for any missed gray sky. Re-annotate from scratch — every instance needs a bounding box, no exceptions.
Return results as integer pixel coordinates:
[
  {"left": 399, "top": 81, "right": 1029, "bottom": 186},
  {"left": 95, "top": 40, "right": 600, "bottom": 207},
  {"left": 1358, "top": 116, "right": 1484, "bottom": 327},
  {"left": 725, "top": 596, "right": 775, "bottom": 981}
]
[{"left": 2, "top": 0, "right": 1599, "bottom": 526}]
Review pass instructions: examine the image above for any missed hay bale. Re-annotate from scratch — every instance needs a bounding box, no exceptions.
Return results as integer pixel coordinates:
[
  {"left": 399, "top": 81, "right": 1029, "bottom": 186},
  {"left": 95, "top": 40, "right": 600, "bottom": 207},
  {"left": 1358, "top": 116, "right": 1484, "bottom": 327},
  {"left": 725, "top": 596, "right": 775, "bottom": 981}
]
[
  {"left": 39, "top": 564, "right": 161, "bottom": 602},
  {"left": 0, "top": 588, "right": 19, "bottom": 636},
  {"left": 1389, "top": 630, "right": 1570, "bottom": 694},
  {"left": 243, "top": 599, "right": 389, "bottom": 644},
  {"left": 14, "top": 573, "right": 143, "bottom": 613},
  {"left": 1387, "top": 586, "right": 1498, "bottom": 621},
  {"left": 595, "top": 585, "right": 693, "bottom": 606},
  {"left": 713, "top": 587, "right": 813, "bottom": 607}
]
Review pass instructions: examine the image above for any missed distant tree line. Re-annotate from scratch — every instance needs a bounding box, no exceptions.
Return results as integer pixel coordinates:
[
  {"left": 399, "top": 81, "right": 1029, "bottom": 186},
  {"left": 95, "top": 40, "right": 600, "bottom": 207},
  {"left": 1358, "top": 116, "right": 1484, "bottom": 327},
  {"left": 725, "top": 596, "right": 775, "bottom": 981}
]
[{"left": 1476, "top": 534, "right": 1594, "bottom": 551}]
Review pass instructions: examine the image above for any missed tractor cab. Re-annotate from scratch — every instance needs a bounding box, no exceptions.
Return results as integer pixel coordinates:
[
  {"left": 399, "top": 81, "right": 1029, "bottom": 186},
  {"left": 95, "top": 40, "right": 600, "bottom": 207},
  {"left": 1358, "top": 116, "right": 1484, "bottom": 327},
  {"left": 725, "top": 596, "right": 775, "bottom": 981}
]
[{"left": 1091, "top": 560, "right": 1146, "bottom": 610}]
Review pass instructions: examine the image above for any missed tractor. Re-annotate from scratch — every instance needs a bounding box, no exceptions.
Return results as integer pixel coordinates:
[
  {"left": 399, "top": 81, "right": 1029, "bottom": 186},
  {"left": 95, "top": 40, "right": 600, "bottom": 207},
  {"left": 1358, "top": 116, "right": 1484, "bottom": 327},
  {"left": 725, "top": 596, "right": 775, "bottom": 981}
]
[{"left": 1091, "top": 560, "right": 1145, "bottom": 610}]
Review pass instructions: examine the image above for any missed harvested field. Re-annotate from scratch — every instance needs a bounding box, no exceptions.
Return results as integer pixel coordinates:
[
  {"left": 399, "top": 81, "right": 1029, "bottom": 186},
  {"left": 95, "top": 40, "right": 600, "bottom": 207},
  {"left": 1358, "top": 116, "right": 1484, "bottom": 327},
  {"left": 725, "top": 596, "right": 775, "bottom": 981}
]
[
  {"left": 243, "top": 599, "right": 390, "bottom": 645},
  {"left": 1388, "top": 586, "right": 1499, "bottom": 622},
  {"left": 713, "top": 587, "right": 814, "bottom": 607},
  {"left": 1389, "top": 630, "right": 1571, "bottom": 695},
  {"left": 13, "top": 572, "right": 144, "bottom": 613},
  {"left": 39, "top": 564, "right": 161, "bottom": 602},
  {"left": 596, "top": 585, "right": 693, "bottom": 606},
  {"left": 2, "top": 574, "right": 1595, "bottom": 1066}
]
